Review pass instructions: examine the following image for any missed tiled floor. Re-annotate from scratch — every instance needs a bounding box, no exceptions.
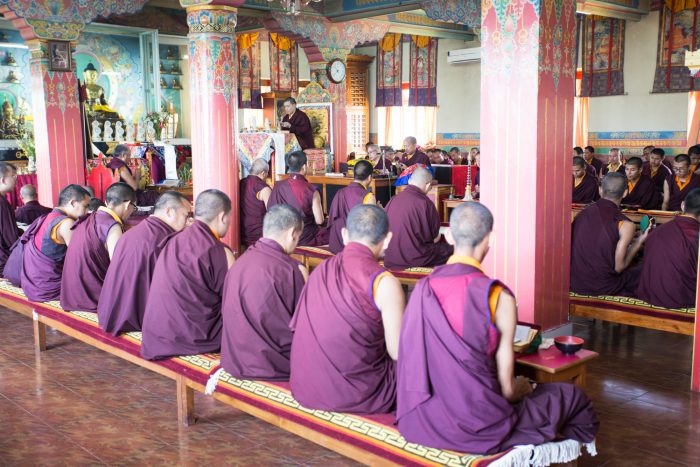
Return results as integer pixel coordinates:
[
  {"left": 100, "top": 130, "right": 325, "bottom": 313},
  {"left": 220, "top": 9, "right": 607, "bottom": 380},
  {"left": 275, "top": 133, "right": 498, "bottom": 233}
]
[{"left": 0, "top": 308, "right": 698, "bottom": 466}]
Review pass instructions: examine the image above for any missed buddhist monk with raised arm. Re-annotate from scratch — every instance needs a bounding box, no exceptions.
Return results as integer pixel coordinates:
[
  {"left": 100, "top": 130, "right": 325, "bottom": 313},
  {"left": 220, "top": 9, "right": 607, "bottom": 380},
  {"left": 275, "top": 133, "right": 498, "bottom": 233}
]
[
  {"left": 384, "top": 167, "right": 453, "bottom": 269},
  {"left": 20, "top": 185, "right": 90, "bottom": 302},
  {"left": 240, "top": 158, "right": 271, "bottom": 247},
  {"left": 572, "top": 156, "right": 599, "bottom": 204},
  {"left": 327, "top": 159, "right": 376, "bottom": 253},
  {"left": 98, "top": 191, "right": 191, "bottom": 335},
  {"left": 140, "top": 189, "right": 235, "bottom": 360},
  {"left": 0, "top": 161, "right": 19, "bottom": 276},
  {"left": 397, "top": 202, "right": 599, "bottom": 454},
  {"left": 570, "top": 173, "right": 649, "bottom": 296},
  {"left": 221, "top": 204, "right": 308, "bottom": 381},
  {"left": 60, "top": 182, "right": 135, "bottom": 312},
  {"left": 621, "top": 157, "right": 660, "bottom": 210},
  {"left": 664, "top": 154, "right": 700, "bottom": 212},
  {"left": 290, "top": 204, "right": 405, "bottom": 413}
]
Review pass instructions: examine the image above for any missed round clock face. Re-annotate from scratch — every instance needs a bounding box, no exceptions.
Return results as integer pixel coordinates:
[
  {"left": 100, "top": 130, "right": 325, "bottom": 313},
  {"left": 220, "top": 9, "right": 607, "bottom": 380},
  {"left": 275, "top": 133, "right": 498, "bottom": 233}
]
[{"left": 328, "top": 60, "right": 346, "bottom": 83}]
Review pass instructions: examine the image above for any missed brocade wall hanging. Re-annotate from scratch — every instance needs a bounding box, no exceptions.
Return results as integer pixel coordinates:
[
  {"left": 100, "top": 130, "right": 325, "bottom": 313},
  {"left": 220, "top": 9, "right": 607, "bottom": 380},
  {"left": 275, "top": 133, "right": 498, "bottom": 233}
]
[
  {"left": 376, "top": 33, "right": 403, "bottom": 107},
  {"left": 409, "top": 35, "right": 438, "bottom": 107},
  {"left": 653, "top": 0, "right": 700, "bottom": 93},
  {"left": 237, "top": 33, "right": 262, "bottom": 109},
  {"left": 580, "top": 16, "right": 626, "bottom": 97},
  {"left": 269, "top": 32, "right": 299, "bottom": 93}
]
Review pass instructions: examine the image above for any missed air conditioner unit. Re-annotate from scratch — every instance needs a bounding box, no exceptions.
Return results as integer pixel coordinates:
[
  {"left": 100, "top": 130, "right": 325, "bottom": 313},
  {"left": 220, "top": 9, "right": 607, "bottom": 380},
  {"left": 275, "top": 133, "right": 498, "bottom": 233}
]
[{"left": 447, "top": 47, "right": 481, "bottom": 64}]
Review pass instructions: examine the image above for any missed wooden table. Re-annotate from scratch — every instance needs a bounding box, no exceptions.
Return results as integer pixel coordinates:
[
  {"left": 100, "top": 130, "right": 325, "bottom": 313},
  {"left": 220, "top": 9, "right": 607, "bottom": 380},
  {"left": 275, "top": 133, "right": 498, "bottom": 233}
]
[
  {"left": 516, "top": 347, "right": 598, "bottom": 388},
  {"left": 572, "top": 205, "right": 678, "bottom": 225},
  {"left": 443, "top": 198, "right": 466, "bottom": 222},
  {"left": 146, "top": 185, "right": 193, "bottom": 199}
]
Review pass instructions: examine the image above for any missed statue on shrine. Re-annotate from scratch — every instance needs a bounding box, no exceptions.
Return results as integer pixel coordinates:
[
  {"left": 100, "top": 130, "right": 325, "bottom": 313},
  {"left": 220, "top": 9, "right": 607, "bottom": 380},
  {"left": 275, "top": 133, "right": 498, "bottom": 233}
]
[
  {"left": 4, "top": 52, "right": 17, "bottom": 67},
  {"left": 82, "top": 62, "right": 121, "bottom": 120},
  {"left": 171, "top": 78, "right": 182, "bottom": 90},
  {"left": 6, "top": 70, "right": 19, "bottom": 83},
  {"left": 0, "top": 99, "right": 23, "bottom": 140}
]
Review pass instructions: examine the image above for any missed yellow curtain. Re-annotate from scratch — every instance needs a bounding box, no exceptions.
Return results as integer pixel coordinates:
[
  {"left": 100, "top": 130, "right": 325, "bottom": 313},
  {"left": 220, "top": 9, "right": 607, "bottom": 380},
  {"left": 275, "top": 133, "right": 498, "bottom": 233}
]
[
  {"left": 236, "top": 32, "right": 259, "bottom": 50},
  {"left": 574, "top": 77, "right": 589, "bottom": 147},
  {"left": 688, "top": 91, "right": 700, "bottom": 146},
  {"left": 380, "top": 33, "right": 402, "bottom": 52},
  {"left": 269, "top": 33, "right": 295, "bottom": 51},
  {"left": 665, "top": 0, "right": 698, "bottom": 12},
  {"left": 411, "top": 35, "right": 431, "bottom": 48}
]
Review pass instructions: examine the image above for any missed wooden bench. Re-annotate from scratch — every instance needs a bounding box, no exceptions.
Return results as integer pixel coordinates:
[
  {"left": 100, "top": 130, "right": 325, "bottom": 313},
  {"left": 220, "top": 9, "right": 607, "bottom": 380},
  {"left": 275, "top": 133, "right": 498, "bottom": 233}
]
[{"left": 569, "top": 292, "right": 695, "bottom": 335}]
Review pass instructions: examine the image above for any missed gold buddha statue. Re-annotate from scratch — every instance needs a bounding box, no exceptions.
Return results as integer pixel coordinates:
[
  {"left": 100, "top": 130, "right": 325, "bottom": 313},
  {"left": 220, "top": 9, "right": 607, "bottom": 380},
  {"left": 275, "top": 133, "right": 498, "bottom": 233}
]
[
  {"left": 4, "top": 52, "right": 17, "bottom": 67},
  {"left": 0, "top": 99, "right": 22, "bottom": 140},
  {"left": 83, "top": 62, "right": 121, "bottom": 119}
]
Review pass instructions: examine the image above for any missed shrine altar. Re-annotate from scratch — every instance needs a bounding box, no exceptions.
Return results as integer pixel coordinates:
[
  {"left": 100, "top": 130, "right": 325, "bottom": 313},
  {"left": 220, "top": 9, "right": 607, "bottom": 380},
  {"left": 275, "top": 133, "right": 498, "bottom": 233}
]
[{"left": 238, "top": 132, "right": 301, "bottom": 179}]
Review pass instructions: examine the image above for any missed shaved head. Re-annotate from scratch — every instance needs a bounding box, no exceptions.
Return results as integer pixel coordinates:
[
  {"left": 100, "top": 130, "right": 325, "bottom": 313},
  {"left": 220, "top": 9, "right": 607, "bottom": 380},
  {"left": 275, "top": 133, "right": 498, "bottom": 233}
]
[
  {"left": 626, "top": 157, "right": 643, "bottom": 169},
  {"left": 194, "top": 189, "right": 231, "bottom": 222},
  {"left": 601, "top": 172, "right": 627, "bottom": 200},
  {"left": 684, "top": 188, "right": 700, "bottom": 217},
  {"left": 251, "top": 158, "right": 269, "bottom": 176},
  {"left": 154, "top": 190, "right": 189, "bottom": 213},
  {"left": 20, "top": 184, "right": 37, "bottom": 200},
  {"left": 105, "top": 182, "right": 136, "bottom": 207},
  {"left": 263, "top": 204, "right": 302, "bottom": 237},
  {"left": 0, "top": 161, "right": 16, "bottom": 177},
  {"left": 57, "top": 184, "right": 90, "bottom": 207},
  {"left": 409, "top": 167, "right": 433, "bottom": 187},
  {"left": 573, "top": 156, "right": 586, "bottom": 169},
  {"left": 113, "top": 144, "right": 130, "bottom": 158},
  {"left": 450, "top": 202, "right": 493, "bottom": 248},
  {"left": 353, "top": 159, "right": 373, "bottom": 181},
  {"left": 346, "top": 204, "right": 389, "bottom": 245},
  {"left": 287, "top": 151, "right": 307, "bottom": 173}
]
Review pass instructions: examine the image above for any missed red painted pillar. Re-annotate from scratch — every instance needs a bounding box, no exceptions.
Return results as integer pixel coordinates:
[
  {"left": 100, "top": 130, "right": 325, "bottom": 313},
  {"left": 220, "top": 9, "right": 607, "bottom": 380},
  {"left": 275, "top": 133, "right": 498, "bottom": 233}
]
[
  {"left": 692, "top": 249, "right": 700, "bottom": 392},
  {"left": 185, "top": 3, "right": 240, "bottom": 250},
  {"left": 480, "top": 0, "right": 577, "bottom": 329},
  {"left": 27, "top": 39, "right": 86, "bottom": 206}
]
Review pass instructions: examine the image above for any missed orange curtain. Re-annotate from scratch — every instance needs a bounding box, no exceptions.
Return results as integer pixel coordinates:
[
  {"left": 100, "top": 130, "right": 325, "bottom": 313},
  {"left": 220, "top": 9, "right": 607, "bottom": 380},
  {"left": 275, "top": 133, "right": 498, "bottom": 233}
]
[
  {"left": 574, "top": 77, "right": 589, "bottom": 147},
  {"left": 688, "top": 91, "right": 700, "bottom": 146}
]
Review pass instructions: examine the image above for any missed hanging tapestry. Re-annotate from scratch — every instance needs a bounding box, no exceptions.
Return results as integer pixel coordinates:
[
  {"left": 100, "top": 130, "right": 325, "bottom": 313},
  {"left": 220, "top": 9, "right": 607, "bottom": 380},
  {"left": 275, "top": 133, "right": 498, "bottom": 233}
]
[
  {"left": 653, "top": 0, "right": 700, "bottom": 93},
  {"left": 376, "top": 33, "right": 403, "bottom": 107},
  {"left": 269, "top": 32, "right": 299, "bottom": 93},
  {"left": 409, "top": 36, "right": 438, "bottom": 107},
  {"left": 580, "top": 16, "right": 625, "bottom": 97},
  {"left": 237, "top": 33, "right": 262, "bottom": 109}
]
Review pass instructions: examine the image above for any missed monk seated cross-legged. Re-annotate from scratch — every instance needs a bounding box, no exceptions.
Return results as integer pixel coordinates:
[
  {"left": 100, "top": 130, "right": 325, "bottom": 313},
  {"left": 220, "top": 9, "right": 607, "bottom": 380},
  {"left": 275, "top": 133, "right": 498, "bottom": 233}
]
[
  {"left": 15, "top": 184, "right": 51, "bottom": 225},
  {"left": 290, "top": 204, "right": 405, "bottom": 413},
  {"left": 60, "top": 182, "right": 136, "bottom": 312},
  {"left": 642, "top": 148, "right": 672, "bottom": 201},
  {"left": 240, "top": 158, "right": 272, "bottom": 247},
  {"left": 397, "top": 202, "right": 599, "bottom": 454},
  {"left": 221, "top": 204, "right": 308, "bottom": 381},
  {"left": 384, "top": 167, "right": 453, "bottom": 269},
  {"left": 570, "top": 173, "right": 650, "bottom": 297},
  {"left": 17, "top": 185, "right": 90, "bottom": 302},
  {"left": 268, "top": 150, "right": 328, "bottom": 246},
  {"left": 97, "top": 191, "right": 191, "bottom": 336},
  {"left": 621, "top": 157, "right": 660, "bottom": 210},
  {"left": 636, "top": 188, "right": 700, "bottom": 309},
  {"left": 327, "top": 159, "right": 377, "bottom": 254},
  {"left": 140, "top": 189, "right": 236, "bottom": 360},
  {"left": 0, "top": 161, "right": 19, "bottom": 276},
  {"left": 572, "top": 156, "right": 599, "bottom": 204},
  {"left": 601, "top": 148, "right": 625, "bottom": 176},
  {"left": 663, "top": 154, "right": 700, "bottom": 212}
]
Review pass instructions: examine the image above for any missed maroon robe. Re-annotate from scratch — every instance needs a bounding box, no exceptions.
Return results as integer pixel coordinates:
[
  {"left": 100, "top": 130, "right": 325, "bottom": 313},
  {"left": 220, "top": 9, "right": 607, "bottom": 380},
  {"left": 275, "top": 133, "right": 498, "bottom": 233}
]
[
  {"left": 572, "top": 174, "right": 599, "bottom": 204},
  {"left": 327, "top": 182, "right": 368, "bottom": 254},
  {"left": 602, "top": 163, "right": 625, "bottom": 176},
  {"left": 643, "top": 163, "right": 672, "bottom": 195},
  {"left": 21, "top": 210, "right": 70, "bottom": 302},
  {"left": 221, "top": 238, "right": 305, "bottom": 380},
  {"left": 621, "top": 175, "right": 660, "bottom": 210},
  {"left": 108, "top": 157, "right": 160, "bottom": 207},
  {"left": 5, "top": 215, "right": 45, "bottom": 287},
  {"left": 373, "top": 157, "right": 393, "bottom": 172},
  {"left": 585, "top": 157, "right": 603, "bottom": 177},
  {"left": 15, "top": 201, "right": 51, "bottom": 225},
  {"left": 0, "top": 195, "right": 19, "bottom": 276},
  {"left": 402, "top": 150, "right": 431, "bottom": 167},
  {"left": 384, "top": 185, "right": 452, "bottom": 269},
  {"left": 636, "top": 216, "right": 699, "bottom": 309},
  {"left": 140, "top": 220, "right": 229, "bottom": 360},
  {"left": 668, "top": 173, "right": 700, "bottom": 212},
  {"left": 60, "top": 209, "right": 121, "bottom": 311},
  {"left": 268, "top": 174, "right": 328, "bottom": 246},
  {"left": 570, "top": 199, "right": 639, "bottom": 296},
  {"left": 283, "top": 109, "right": 314, "bottom": 150},
  {"left": 240, "top": 175, "right": 268, "bottom": 247},
  {"left": 290, "top": 242, "right": 396, "bottom": 413},
  {"left": 397, "top": 262, "right": 598, "bottom": 454},
  {"left": 97, "top": 216, "right": 175, "bottom": 335}
]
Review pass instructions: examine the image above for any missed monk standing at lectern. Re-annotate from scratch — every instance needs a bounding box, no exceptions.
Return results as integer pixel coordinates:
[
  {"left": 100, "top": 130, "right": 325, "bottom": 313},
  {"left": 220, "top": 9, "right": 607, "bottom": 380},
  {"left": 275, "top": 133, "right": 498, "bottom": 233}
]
[{"left": 280, "top": 97, "right": 314, "bottom": 150}]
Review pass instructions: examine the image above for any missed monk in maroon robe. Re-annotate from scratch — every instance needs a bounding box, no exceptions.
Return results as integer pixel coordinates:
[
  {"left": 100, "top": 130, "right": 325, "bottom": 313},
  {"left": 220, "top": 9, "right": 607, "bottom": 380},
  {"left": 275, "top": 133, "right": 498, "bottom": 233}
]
[
  {"left": 15, "top": 185, "right": 50, "bottom": 225},
  {"left": 572, "top": 157, "right": 599, "bottom": 204},
  {"left": 399, "top": 136, "right": 431, "bottom": 168},
  {"left": 368, "top": 144, "right": 392, "bottom": 173},
  {"left": 221, "top": 205, "right": 308, "bottom": 380},
  {"left": 398, "top": 202, "right": 598, "bottom": 454},
  {"left": 290, "top": 205, "right": 405, "bottom": 413},
  {"left": 328, "top": 160, "right": 376, "bottom": 253},
  {"left": 0, "top": 162, "right": 19, "bottom": 276},
  {"left": 60, "top": 183, "right": 135, "bottom": 312},
  {"left": 621, "top": 157, "right": 660, "bottom": 210},
  {"left": 690, "top": 145, "right": 700, "bottom": 174},
  {"left": 140, "top": 189, "right": 236, "bottom": 360},
  {"left": 583, "top": 145, "right": 603, "bottom": 178},
  {"left": 240, "top": 158, "right": 271, "bottom": 247},
  {"left": 97, "top": 191, "right": 191, "bottom": 335},
  {"left": 108, "top": 144, "right": 159, "bottom": 207},
  {"left": 637, "top": 188, "right": 700, "bottom": 309},
  {"left": 571, "top": 173, "right": 649, "bottom": 296},
  {"left": 19, "top": 185, "right": 90, "bottom": 302},
  {"left": 384, "top": 167, "right": 453, "bottom": 269},
  {"left": 281, "top": 97, "right": 314, "bottom": 150},
  {"left": 268, "top": 151, "right": 328, "bottom": 246},
  {"left": 664, "top": 154, "right": 700, "bottom": 211},
  {"left": 643, "top": 148, "right": 672, "bottom": 201},
  {"left": 601, "top": 148, "right": 625, "bottom": 176}
]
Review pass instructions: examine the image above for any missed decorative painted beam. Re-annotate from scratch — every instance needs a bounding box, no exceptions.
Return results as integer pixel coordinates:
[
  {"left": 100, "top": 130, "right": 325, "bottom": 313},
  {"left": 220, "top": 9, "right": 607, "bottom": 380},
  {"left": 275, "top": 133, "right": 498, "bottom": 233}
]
[
  {"left": 576, "top": 0, "right": 651, "bottom": 21},
  {"left": 420, "top": 0, "right": 480, "bottom": 28}
]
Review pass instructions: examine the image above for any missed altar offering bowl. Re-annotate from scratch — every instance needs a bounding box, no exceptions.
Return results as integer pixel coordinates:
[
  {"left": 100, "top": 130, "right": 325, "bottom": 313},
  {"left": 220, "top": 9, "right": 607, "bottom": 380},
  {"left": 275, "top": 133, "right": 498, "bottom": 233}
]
[{"left": 554, "top": 336, "right": 584, "bottom": 355}]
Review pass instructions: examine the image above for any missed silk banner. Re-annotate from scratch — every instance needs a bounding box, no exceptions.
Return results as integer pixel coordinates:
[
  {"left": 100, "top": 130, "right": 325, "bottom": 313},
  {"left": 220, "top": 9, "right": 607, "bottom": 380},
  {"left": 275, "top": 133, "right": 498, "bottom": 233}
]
[
  {"left": 580, "top": 16, "right": 625, "bottom": 97},
  {"left": 237, "top": 33, "right": 262, "bottom": 109},
  {"left": 269, "top": 33, "right": 299, "bottom": 93},
  {"left": 409, "top": 35, "right": 438, "bottom": 107},
  {"left": 653, "top": 1, "right": 700, "bottom": 93},
  {"left": 376, "top": 33, "right": 402, "bottom": 107}
]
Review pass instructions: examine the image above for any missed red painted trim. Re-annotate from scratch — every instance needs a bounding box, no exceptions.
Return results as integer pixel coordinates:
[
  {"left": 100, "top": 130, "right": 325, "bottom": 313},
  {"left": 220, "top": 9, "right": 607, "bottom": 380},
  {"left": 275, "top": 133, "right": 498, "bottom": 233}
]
[
  {"left": 693, "top": 236, "right": 700, "bottom": 392},
  {"left": 607, "top": 19, "right": 614, "bottom": 94},
  {"left": 588, "top": 16, "right": 595, "bottom": 96},
  {"left": 667, "top": 7, "right": 675, "bottom": 90}
]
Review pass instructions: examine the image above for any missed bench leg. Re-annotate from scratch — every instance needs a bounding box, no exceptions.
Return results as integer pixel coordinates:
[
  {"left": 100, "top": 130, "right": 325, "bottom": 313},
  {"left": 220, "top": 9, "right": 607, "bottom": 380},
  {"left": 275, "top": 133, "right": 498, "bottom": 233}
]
[
  {"left": 32, "top": 311, "right": 46, "bottom": 352},
  {"left": 176, "top": 375, "right": 195, "bottom": 427}
]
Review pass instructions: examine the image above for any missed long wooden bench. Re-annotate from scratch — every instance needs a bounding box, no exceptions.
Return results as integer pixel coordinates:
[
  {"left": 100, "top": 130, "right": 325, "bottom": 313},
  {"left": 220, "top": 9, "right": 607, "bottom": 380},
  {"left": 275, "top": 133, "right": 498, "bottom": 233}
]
[
  {"left": 0, "top": 280, "right": 597, "bottom": 466},
  {"left": 569, "top": 292, "right": 695, "bottom": 335}
]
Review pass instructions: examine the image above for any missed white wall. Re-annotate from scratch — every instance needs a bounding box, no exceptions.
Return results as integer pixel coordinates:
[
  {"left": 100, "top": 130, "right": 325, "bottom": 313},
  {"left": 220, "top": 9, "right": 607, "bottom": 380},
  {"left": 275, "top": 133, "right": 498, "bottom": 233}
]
[{"left": 588, "top": 11, "right": 687, "bottom": 132}]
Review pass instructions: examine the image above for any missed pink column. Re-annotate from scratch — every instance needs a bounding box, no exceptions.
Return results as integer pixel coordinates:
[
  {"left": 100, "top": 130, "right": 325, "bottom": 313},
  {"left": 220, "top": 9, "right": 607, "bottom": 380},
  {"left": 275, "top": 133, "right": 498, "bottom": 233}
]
[
  {"left": 27, "top": 39, "right": 86, "bottom": 206},
  {"left": 693, "top": 256, "right": 700, "bottom": 392},
  {"left": 185, "top": 4, "right": 240, "bottom": 250},
  {"left": 480, "top": 0, "right": 577, "bottom": 329}
]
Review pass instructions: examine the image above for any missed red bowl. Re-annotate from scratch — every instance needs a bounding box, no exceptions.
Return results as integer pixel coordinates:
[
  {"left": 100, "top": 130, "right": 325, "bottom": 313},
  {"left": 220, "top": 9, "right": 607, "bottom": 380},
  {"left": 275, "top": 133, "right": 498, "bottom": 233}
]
[{"left": 554, "top": 336, "right": 584, "bottom": 355}]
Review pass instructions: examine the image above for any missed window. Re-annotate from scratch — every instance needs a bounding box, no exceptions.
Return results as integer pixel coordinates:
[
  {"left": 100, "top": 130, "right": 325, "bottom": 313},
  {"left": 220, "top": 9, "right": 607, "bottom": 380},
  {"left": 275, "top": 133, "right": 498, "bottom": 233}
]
[{"left": 377, "top": 88, "right": 436, "bottom": 149}]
